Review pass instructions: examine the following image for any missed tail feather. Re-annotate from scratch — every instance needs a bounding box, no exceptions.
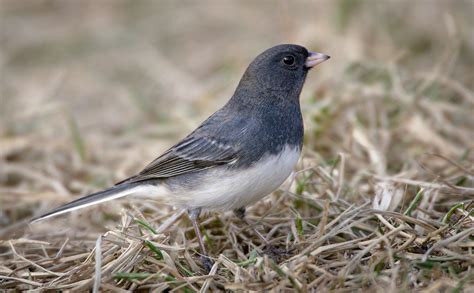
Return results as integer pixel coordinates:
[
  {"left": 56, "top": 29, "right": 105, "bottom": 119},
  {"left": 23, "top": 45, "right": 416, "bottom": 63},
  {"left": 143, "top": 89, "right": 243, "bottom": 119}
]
[{"left": 30, "top": 183, "right": 154, "bottom": 223}]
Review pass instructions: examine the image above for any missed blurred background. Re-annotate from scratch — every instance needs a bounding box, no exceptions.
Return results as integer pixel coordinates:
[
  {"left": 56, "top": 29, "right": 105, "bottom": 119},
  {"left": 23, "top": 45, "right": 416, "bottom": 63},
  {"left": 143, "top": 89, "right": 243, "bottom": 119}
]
[{"left": 1, "top": 0, "right": 473, "bottom": 236}]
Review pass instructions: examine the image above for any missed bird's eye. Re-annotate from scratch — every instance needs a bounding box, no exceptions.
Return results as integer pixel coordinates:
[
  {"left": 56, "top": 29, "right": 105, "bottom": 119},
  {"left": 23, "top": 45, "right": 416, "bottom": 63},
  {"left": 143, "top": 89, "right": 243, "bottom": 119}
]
[{"left": 282, "top": 55, "right": 295, "bottom": 66}]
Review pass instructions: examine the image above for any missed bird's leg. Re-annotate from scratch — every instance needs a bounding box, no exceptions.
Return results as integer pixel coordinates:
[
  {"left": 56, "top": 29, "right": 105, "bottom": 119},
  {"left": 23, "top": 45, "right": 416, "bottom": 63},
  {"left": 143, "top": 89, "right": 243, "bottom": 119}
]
[
  {"left": 188, "top": 208, "right": 213, "bottom": 272},
  {"left": 233, "top": 207, "right": 269, "bottom": 245},
  {"left": 234, "top": 207, "right": 288, "bottom": 262}
]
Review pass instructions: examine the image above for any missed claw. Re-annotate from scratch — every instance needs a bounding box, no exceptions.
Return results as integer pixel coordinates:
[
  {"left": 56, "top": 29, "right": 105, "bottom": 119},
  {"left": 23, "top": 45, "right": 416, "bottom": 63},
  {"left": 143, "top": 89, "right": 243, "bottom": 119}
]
[
  {"left": 201, "top": 255, "right": 214, "bottom": 273},
  {"left": 262, "top": 245, "right": 290, "bottom": 263}
]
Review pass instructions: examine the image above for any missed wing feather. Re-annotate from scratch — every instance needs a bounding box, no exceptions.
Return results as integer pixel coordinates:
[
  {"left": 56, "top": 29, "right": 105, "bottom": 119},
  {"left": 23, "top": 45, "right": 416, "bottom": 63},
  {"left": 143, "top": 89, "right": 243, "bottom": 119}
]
[{"left": 120, "top": 136, "right": 239, "bottom": 184}]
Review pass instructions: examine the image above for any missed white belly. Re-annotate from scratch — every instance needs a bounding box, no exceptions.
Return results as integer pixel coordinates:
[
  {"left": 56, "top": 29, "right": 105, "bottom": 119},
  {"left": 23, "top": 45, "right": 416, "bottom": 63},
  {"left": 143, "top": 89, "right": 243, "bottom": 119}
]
[{"left": 172, "top": 145, "right": 301, "bottom": 211}]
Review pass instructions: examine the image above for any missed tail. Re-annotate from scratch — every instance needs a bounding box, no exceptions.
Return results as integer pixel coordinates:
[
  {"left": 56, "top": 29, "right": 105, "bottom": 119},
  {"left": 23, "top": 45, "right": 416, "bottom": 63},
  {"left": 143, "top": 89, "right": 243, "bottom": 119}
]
[{"left": 30, "top": 183, "right": 157, "bottom": 223}]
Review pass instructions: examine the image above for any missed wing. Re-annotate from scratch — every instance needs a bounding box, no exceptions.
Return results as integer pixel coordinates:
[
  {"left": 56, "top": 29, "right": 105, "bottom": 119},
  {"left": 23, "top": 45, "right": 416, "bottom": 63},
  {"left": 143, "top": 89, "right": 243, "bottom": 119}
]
[{"left": 119, "top": 135, "right": 239, "bottom": 184}]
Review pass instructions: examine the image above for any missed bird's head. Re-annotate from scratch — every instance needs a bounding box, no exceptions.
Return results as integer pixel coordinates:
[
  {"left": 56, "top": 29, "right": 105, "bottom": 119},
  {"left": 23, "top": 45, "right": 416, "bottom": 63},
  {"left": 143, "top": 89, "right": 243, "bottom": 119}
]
[{"left": 237, "top": 44, "right": 330, "bottom": 94}]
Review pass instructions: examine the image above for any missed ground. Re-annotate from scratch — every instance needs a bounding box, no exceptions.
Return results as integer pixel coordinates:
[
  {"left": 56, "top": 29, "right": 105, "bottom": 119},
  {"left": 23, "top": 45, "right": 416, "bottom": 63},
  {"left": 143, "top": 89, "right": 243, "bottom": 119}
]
[{"left": 0, "top": 1, "right": 473, "bottom": 291}]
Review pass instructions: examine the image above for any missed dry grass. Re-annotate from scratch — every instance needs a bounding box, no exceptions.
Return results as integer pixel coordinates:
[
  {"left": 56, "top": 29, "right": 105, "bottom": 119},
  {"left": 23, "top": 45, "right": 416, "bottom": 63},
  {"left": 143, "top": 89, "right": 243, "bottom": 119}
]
[{"left": 1, "top": 1, "right": 473, "bottom": 291}]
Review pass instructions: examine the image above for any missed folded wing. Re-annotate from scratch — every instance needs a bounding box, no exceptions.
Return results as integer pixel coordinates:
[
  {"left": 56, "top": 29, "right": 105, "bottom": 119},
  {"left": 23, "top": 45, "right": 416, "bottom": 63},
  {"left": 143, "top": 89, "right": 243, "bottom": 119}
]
[{"left": 118, "top": 135, "right": 240, "bottom": 184}]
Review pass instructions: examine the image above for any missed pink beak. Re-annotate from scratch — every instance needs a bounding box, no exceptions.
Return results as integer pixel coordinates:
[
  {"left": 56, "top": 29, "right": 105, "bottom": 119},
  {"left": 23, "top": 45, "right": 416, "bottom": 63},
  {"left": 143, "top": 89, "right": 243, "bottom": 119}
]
[{"left": 305, "top": 51, "right": 330, "bottom": 68}]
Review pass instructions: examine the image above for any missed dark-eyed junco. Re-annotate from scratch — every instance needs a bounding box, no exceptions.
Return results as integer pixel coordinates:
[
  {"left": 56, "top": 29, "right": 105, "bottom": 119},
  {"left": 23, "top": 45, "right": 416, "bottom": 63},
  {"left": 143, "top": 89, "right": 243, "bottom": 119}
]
[{"left": 31, "top": 44, "right": 330, "bottom": 270}]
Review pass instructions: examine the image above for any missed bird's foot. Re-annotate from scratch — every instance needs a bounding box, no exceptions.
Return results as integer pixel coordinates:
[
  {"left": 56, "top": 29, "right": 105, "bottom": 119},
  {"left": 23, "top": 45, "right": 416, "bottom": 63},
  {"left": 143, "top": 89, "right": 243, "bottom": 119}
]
[
  {"left": 200, "top": 255, "right": 214, "bottom": 273},
  {"left": 262, "top": 245, "right": 291, "bottom": 263}
]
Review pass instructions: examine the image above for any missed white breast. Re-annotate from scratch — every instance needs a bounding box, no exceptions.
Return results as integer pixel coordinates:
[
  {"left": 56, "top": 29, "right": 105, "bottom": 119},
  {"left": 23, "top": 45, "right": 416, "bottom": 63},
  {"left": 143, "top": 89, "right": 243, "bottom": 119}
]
[{"left": 172, "top": 145, "right": 301, "bottom": 211}]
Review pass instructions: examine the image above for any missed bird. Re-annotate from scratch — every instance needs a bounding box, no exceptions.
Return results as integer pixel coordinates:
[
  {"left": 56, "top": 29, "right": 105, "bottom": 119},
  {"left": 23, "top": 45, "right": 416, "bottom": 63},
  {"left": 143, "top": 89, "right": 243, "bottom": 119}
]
[{"left": 31, "top": 44, "right": 330, "bottom": 270}]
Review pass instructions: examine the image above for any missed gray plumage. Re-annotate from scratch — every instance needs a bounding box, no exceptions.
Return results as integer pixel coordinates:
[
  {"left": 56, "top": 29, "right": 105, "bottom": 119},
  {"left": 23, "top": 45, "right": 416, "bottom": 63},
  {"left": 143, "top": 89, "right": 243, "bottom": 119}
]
[{"left": 31, "top": 44, "right": 329, "bottom": 223}]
